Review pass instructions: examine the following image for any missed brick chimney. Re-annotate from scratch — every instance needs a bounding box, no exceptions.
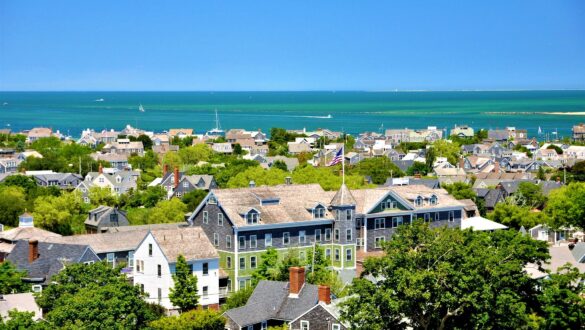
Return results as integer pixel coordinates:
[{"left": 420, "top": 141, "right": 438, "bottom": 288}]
[
  {"left": 174, "top": 166, "right": 179, "bottom": 189},
  {"left": 28, "top": 240, "right": 39, "bottom": 263},
  {"left": 98, "top": 164, "right": 103, "bottom": 174},
  {"left": 163, "top": 164, "right": 169, "bottom": 177},
  {"left": 458, "top": 157, "right": 465, "bottom": 169},
  {"left": 318, "top": 285, "right": 331, "bottom": 305},
  {"left": 493, "top": 161, "right": 500, "bottom": 173},
  {"left": 289, "top": 267, "right": 305, "bottom": 296}
]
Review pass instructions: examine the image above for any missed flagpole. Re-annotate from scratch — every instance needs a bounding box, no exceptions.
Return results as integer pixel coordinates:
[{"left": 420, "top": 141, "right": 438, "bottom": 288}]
[{"left": 342, "top": 146, "right": 345, "bottom": 186}]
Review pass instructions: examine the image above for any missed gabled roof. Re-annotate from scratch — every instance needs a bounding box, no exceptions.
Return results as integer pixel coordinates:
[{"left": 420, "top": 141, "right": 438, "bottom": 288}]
[
  {"left": 330, "top": 184, "right": 357, "bottom": 206},
  {"left": 224, "top": 280, "right": 319, "bottom": 327},
  {"left": 41, "top": 230, "right": 147, "bottom": 254},
  {"left": 0, "top": 227, "right": 61, "bottom": 242},
  {"left": 149, "top": 227, "right": 218, "bottom": 262},
  {"left": 6, "top": 240, "right": 97, "bottom": 284}
]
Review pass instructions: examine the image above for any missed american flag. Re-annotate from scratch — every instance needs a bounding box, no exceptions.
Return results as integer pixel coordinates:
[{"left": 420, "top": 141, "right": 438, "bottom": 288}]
[{"left": 327, "top": 147, "right": 344, "bottom": 166}]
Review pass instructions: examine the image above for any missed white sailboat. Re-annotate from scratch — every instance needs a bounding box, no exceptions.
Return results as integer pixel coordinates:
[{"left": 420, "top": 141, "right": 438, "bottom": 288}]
[
  {"left": 205, "top": 109, "right": 225, "bottom": 137},
  {"left": 139, "top": 104, "right": 145, "bottom": 112}
]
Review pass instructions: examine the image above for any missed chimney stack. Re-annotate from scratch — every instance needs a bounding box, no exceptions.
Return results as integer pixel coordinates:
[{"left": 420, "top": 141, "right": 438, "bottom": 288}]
[
  {"left": 289, "top": 267, "right": 305, "bottom": 296},
  {"left": 28, "top": 240, "right": 39, "bottom": 263},
  {"left": 98, "top": 164, "right": 103, "bottom": 174},
  {"left": 163, "top": 164, "right": 169, "bottom": 177},
  {"left": 458, "top": 157, "right": 465, "bottom": 169},
  {"left": 174, "top": 167, "right": 179, "bottom": 189},
  {"left": 318, "top": 285, "right": 331, "bottom": 305},
  {"left": 249, "top": 180, "right": 256, "bottom": 188},
  {"left": 493, "top": 161, "right": 500, "bottom": 173},
  {"left": 285, "top": 177, "right": 292, "bottom": 185}
]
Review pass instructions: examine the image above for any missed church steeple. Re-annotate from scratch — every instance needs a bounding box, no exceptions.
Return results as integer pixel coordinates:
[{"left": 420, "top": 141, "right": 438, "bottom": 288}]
[{"left": 330, "top": 183, "right": 356, "bottom": 207}]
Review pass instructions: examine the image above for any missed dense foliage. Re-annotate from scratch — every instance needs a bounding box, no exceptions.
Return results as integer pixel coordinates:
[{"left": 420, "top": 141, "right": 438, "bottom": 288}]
[
  {"left": 149, "top": 309, "right": 225, "bottom": 330},
  {"left": 0, "top": 261, "right": 30, "bottom": 294},
  {"left": 169, "top": 255, "right": 199, "bottom": 312},
  {"left": 341, "top": 222, "right": 583, "bottom": 330}
]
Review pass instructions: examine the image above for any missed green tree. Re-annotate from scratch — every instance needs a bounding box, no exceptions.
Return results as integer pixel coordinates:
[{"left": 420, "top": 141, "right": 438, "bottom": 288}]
[
  {"left": 545, "top": 182, "right": 585, "bottom": 229},
  {"left": 516, "top": 182, "right": 546, "bottom": 209},
  {"left": 430, "top": 139, "right": 461, "bottom": 165},
  {"left": 37, "top": 262, "right": 162, "bottom": 329},
  {"left": 276, "top": 250, "right": 302, "bottom": 281},
  {"left": 535, "top": 265, "right": 585, "bottom": 329},
  {"left": 340, "top": 222, "right": 550, "bottom": 330},
  {"left": 487, "top": 201, "right": 540, "bottom": 230},
  {"left": 569, "top": 160, "right": 585, "bottom": 182},
  {"left": 88, "top": 186, "right": 118, "bottom": 207},
  {"left": 181, "top": 189, "right": 208, "bottom": 211},
  {"left": 0, "top": 261, "right": 30, "bottom": 294},
  {"left": 406, "top": 161, "right": 430, "bottom": 176},
  {"left": 537, "top": 166, "right": 547, "bottom": 180},
  {"left": 0, "top": 186, "right": 26, "bottom": 227},
  {"left": 442, "top": 182, "right": 476, "bottom": 200},
  {"left": 0, "top": 310, "right": 47, "bottom": 330},
  {"left": 136, "top": 134, "right": 153, "bottom": 150},
  {"left": 233, "top": 143, "right": 243, "bottom": 155},
  {"left": 169, "top": 255, "right": 199, "bottom": 312},
  {"left": 306, "top": 244, "right": 345, "bottom": 296},
  {"left": 179, "top": 144, "right": 213, "bottom": 165},
  {"left": 129, "top": 150, "right": 158, "bottom": 171},
  {"left": 350, "top": 157, "right": 404, "bottom": 184},
  {"left": 251, "top": 247, "right": 280, "bottom": 285},
  {"left": 32, "top": 192, "right": 85, "bottom": 235},
  {"left": 226, "top": 166, "right": 288, "bottom": 188},
  {"left": 222, "top": 286, "right": 254, "bottom": 310},
  {"left": 149, "top": 309, "right": 225, "bottom": 330},
  {"left": 272, "top": 160, "right": 288, "bottom": 171},
  {"left": 148, "top": 198, "right": 188, "bottom": 223},
  {"left": 425, "top": 146, "right": 436, "bottom": 169}
]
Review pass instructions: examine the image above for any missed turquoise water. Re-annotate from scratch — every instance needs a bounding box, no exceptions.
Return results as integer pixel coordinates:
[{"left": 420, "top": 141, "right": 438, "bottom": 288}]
[{"left": 0, "top": 91, "right": 584, "bottom": 138}]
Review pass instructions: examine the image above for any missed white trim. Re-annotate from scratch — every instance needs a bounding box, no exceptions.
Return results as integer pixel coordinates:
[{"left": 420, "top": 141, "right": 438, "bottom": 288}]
[{"left": 236, "top": 219, "right": 333, "bottom": 231}]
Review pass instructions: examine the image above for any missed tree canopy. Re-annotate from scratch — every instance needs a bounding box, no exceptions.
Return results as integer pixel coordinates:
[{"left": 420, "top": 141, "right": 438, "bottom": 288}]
[
  {"left": 544, "top": 182, "right": 585, "bottom": 230},
  {"left": 169, "top": 255, "right": 199, "bottom": 312},
  {"left": 149, "top": 309, "right": 225, "bottom": 330},
  {"left": 341, "top": 222, "right": 554, "bottom": 330},
  {"left": 0, "top": 261, "right": 30, "bottom": 294}
]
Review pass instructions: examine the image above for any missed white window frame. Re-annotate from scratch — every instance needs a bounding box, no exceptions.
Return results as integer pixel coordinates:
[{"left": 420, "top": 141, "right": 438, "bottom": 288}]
[
  {"left": 239, "top": 236, "right": 246, "bottom": 250},
  {"left": 334, "top": 229, "right": 340, "bottom": 242},
  {"left": 250, "top": 256, "right": 257, "bottom": 268},
  {"left": 315, "top": 229, "right": 322, "bottom": 242},
  {"left": 375, "top": 236, "right": 385, "bottom": 248},
  {"left": 213, "top": 233, "right": 219, "bottom": 246},
  {"left": 375, "top": 218, "right": 385, "bottom": 230},
  {"left": 299, "top": 230, "right": 306, "bottom": 244},
  {"left": 265, "top": 233, "right": 272, "bottom": 247},
  {"left": 346, "top": 228, "right": 352, "bottom": 241},
  {"left": 107, "top": 252, "right": 115, "bottom": 267},
  {"left": 325, "top": 248, "right": 331, "bottom": 259},
  {"left": 283, "top": 232, "right": 290, "bottom": 245},
  {"left": 424, "top": 213, "right": 430, "bottom": 222},
  {"left": 202, "top": 211, "right": 208, "bottom": 224},
  {"left": 324, "top": 228, "right": 332, "bottom": 241},
  {"left": 449, "top": 211, "right": 455, "bottom": 222},
  {"left": 261, "top": 321, "right": 268, "bottom": 330},
  {"left": 226, "top": 235, "right": 232, "bottom": 248},
  {"left": 334, "top": 248, "right": 340, "bottom": 261},
  {"left": 435, "top": 212, "right": 440, "bottom": 221},
  {"left": 346, "top": 248, "right": 352, "bottom": 261},
  {"left": 217, "top": 213, "right": 224, "bottom": 226},
  {"left": 300, "top": 320, "right": 310, "bottom": 330},
  {"left": 239, "top": 257, "right": 245, "bottom": 269},
  {"left": 392, "top": 216, "right": 403, "bottom": 228},
  {"left": 332, "top": 324, "right": 341, "bottom": 330},
  {"left": 250, "top": 235, "right": 257, "bottom": 248}
]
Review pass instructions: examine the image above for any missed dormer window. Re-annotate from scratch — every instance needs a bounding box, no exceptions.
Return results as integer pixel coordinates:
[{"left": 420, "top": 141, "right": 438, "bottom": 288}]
[
  {"left": 415, "top": 196, "right": 423, "bottom": 207},
  {"left": 313, "top": 205, "right": 326, "bottom": 219},
  {"left": 430, "top": 195, "right": 438, "bottom": 206},
  {"left": 208, "top": 196, "right": 217, "bottom": 204},
  {"left": 246, "top": 210, "right": 260, "bottom": 225},
  {"left": 116, "top": 176, "right": 122, "bottom": 183}
]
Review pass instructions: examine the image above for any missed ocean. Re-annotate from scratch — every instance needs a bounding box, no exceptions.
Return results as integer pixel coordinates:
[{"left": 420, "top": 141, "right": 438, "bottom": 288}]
[{"left": 0, "top": 91, "right": 584, "bottom": 138}]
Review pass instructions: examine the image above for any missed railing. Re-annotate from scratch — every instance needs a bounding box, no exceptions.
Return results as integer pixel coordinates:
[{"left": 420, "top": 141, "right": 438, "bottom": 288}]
[{"left": 219, "top": 286, "right": 229, "bottom": 298}]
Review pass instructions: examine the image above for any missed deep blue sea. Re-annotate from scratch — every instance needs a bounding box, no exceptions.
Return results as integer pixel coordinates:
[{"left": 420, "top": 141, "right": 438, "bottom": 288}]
[{"left": 0, "top": 91, "right": 584, "bottom": 138}]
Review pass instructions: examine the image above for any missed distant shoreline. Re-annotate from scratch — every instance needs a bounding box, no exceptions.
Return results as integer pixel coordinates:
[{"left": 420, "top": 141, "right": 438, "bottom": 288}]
[{"left": 542, "top": 112, "right": 585, "bottom": 116}]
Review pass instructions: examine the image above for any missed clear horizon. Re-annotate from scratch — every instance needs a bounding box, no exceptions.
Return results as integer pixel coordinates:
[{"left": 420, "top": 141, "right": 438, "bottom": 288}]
[{"left": 1, "top": 1, "right": 584, "bottom": 91}]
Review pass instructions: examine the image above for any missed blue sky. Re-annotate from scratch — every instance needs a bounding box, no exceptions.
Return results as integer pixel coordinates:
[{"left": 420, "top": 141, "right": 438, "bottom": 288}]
[{"left": 0, "top": 1, "right": 584, "bottom": 91}]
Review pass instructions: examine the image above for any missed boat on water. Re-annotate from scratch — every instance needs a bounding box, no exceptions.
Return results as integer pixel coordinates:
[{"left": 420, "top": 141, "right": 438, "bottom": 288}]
[
  {"left": 94, "top": 98, "right": 105, "bottom": 102},
  {"left": 139, "top": 104, "right": 145, "bottom": 112},
  {"left": 326, "top": 114, "right": 332, "bottom": 119},
  {"left": 205, "top": 109, "right": 225, "bottom": 137}
]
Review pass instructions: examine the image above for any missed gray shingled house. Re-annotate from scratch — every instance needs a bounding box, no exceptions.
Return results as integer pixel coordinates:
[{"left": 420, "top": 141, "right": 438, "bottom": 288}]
[
  {"left": 84, "top": 206, "right": 129, "bottom": 234},
  {"left": 224, "top": 267, "right": 344, "bottom": 330}
]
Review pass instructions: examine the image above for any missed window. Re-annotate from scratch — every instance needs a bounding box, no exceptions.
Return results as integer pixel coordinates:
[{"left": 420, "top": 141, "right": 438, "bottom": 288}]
[
  {"left": 128, "top": 251, "right": 134, "bottom": 270},
  {"left": 382, "top": 200, "right": 397, "bottom": 210},
  {"left": 346, "top": 209, "right": 353, "bottom": 220},
  {"left": 148, "top": 243, "right": 153, "bottom": 256},
  {"left": 334, "top": 229, "right": 340, "bottom": 241},
  {"left": 265, "top": 233, "right": 272, "bottom": 247},
  {"left": 239, "top": 257, "right": 245, "bottom": 269},
  {"left": 346, "top": 229, "right": 352, "bottom": 241},
  {"left": 157, "top": 264, "right": 162, "bottom": 277},
  {"left": 140, "top": 284, "right": 144, "bottom": 294},
  {"left": 247, "top": 326, "right": 253, "bottom": 330},
  {"left": 375, "top": 218, "right": 385, "bottom": 230},
  {"left": 299, "top": 230, "right": 306, "bottom": 244},
  {"left": 332, "top": 324, "right": 341, "bottom": 330},
  {"left": 157, "top": 288, "right": 162, "bottom": 302},
  {"left": 32, "top": 285, "right": 42, "bottom": 293},
  {"left": 449, "top": 211, "right": 455, "bottom": 222},
  {"left": 315, "top": 229, "right": 322, "bottom": 242},
  {"left": 84, "top": 261, "right": 95, "bottom": 265},
  {"left": 261, "top": 321, "right": 268, "bottom": 330},
  {"left": 250, "top": 235, "right": 257, "bottom": 248},
  {"left": 335, "top": 249, "right": 340, "bottom": 261},
  {"left": 346, "top": 248, "right": 352, "bottom": 261},
  {"left": 415, "top": 196, "right": 423, "bottom": 207},
  {"left": 203, "top": 211, "right": 208, "bottom": 224},
  {"left": 107, "top": 253, "right": 115, "bottom": 267},
  {"left": 239, "top": 236, "right": 246, "bottom": 250},
  {"left": 226, "top": 235, "right": 232, "bottom": 248},
  {"left": 250, "top": 256, "right": 257, "bottom": 268},
  {"left": 424, "top": 213, "right": 431, "bottom": 222},
  {"left": 283, "top": 232, "right": 290, "bottom": 245},
  {"left": 435, "top": 212, "right": 440, "bottom": 221},
  {"left": 314, "top": 206, "right": 325, "bottom": 218},
  {"left": 325, "top": 248, "right": 331, "bottom": 259},
  {"left": 430, "top": 195, "right": 438, "bottom": 205},
  {"left": 203, "top": 262, "right": 209, "bottom": 275},
  {"left": 203, "top": 286, "right": 209, "bottom": 297},
  {"left": 213, "top": 233, "right": 219, "bottom": 246},
  {"left": 227, "top": 257, "right": 232, "bottom": 269},
  {"left": 392, "top": 217, "right": 403, "bottom": 228},
  {"left": 375, "top": 237, "right": 385, "bottom": 248},
  {"left": 183, "top": 181, "right": 189, "bottom": 188},
  {"left": 300, "top": 320, "right": 310, "bottom": 330},
  {"left": 217, "top": 213, "right": 224, "bottom": 226},
  {"left": 239, "top": 280, "right": 247, "bottom": 290},
  {"left": 325, "top": 228, "right": 332, "bottom": 241},
  {"left": 246, "top": 211, "right": 259, "bottom": 225},
  {"left": 99, "top": 177, "right": 104, "bottom": 183}
]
